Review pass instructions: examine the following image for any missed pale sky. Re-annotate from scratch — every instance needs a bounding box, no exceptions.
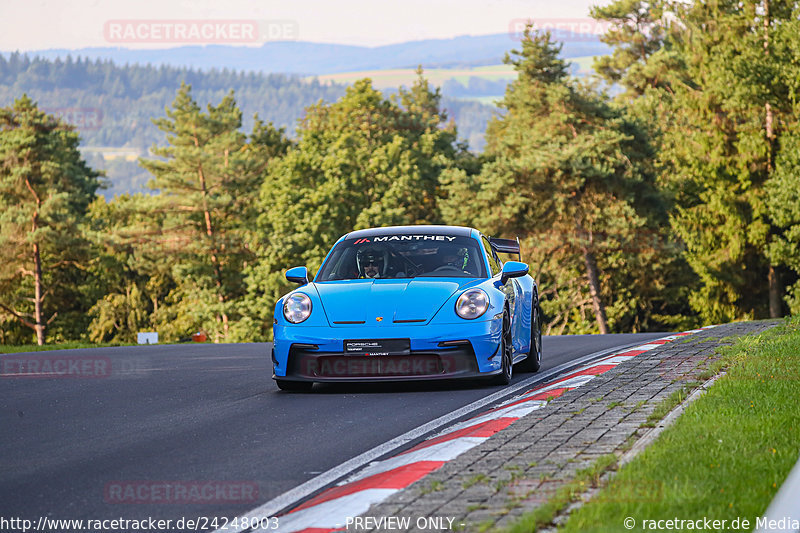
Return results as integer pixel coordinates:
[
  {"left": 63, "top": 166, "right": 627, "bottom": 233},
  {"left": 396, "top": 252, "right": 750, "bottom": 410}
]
[{"left": 0, "top": 0, "right": 600, "bottom": 51}]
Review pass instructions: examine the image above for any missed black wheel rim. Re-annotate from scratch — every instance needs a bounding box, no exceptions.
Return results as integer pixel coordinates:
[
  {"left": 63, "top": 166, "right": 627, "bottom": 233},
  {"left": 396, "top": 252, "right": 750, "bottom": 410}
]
[
  {"left": 503, "top": 313, "right": 512, "bottom": 379},
  {"left": 534, "top": 304, "right": 542, "bottom": 363}
]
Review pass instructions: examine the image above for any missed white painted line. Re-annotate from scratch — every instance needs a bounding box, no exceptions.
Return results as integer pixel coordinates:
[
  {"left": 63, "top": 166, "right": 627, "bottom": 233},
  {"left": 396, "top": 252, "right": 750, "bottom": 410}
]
[
  {"left": 526, "top": 373, "right": 599, "bottom": 394},
  {"left": 273, "top": 488, "right": 398, "bottom": 532},
  {"left": 441, "top": 400, "right": 546, "bottom": 435},
  {"left": 348, "top": 437, "right": 486, "bottom": 482},
  {"left": 632, "top": 343, "right": 665, "bottom": 351},
  {"left": 592, "top": 354, "right": 639, "bottom": 365},
  {"left": 214, "top": 337, "right": 669, "bottom": 533}
]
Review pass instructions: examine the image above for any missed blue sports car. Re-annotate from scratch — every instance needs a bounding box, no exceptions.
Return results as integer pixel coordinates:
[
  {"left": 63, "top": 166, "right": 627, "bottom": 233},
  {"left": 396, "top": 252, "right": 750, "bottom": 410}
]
[{"left": 272, "top": 225, "right": 542, "bottom": 391}]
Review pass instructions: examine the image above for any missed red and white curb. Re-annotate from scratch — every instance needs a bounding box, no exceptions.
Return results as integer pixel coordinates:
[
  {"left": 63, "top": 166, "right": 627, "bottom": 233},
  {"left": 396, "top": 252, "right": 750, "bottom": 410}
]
[{"left": 259, "top": 327, "right": 717, "bottom": 532}]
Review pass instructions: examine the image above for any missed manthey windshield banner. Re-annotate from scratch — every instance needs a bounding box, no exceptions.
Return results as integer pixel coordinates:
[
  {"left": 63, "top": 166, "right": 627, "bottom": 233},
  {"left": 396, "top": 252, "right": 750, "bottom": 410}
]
[{"left": 352, "top": 235, "right": 458, "bottom": 244}]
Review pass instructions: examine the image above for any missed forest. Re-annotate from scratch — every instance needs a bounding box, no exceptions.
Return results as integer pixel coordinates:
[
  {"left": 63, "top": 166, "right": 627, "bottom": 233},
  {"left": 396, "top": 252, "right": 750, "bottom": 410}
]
[
  {"left": 0, "top": 54, "right": 498, "bottom": 196},
  {"left": 1, "top": 0, "right": 799, "bottom": 345}
]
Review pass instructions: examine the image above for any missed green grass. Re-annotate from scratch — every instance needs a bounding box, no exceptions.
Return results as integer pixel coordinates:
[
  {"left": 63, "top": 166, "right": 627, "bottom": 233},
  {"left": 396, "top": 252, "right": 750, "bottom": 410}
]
[
  {"left": 504, "top": 454, "right": 618, "bottom": 533},
  {"left": 467, "top": 503, "right": 488, "bottom": 512},
  {"left": 311, "top": 64, "right": 518, "bottom": 89},
  {"left": 0, "top": 341, "right": 135, "bottom": 354},
  {"left": 463, "top": 473, "right": 489, "bottom": 489},
  {"left": 629, "top": 400, "right": 648, "bottom": 412},
  {"left": 308, "top": 57, "right": 599, "bottom": 93},
  {"left": 641, "top": 382, "right": 700, "bottom": 428},
  {"left": 419, "top": 479, "right": 445, "bottom": 494},
  {"left": 552, "top": 316, "right": 800, "bottom": 533}
]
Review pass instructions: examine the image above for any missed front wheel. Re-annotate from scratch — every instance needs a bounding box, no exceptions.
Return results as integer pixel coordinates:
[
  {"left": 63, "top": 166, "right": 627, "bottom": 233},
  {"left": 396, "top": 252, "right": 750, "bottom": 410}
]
[
  {"left": 517, "top": 301, "right": 542, "bottom": 372},
  {"left": 275, "top": 379, "right": 313, "bottom": 392},
  {"left": 491, "top": 311, "right": 513, "bottom": 386}
]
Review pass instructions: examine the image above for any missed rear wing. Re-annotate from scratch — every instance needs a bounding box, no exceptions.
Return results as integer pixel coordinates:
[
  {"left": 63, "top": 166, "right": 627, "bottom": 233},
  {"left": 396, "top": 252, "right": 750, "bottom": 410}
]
[{"left": 489, "top": 237, "right": 522, "bottom": 261}]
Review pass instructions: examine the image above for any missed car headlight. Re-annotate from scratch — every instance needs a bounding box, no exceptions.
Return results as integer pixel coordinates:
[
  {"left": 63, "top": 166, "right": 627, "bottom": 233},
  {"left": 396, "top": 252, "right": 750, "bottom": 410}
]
[
  {"left": 455, "top": 289, "right": 489, "bottom": 319},
  {"left": 283, "top": 293, "right": 312, "bottom": 323}
]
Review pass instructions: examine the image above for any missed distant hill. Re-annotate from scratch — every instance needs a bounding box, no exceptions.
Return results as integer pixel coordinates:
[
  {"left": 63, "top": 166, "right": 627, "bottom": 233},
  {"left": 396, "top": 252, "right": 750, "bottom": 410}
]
[
  {"left": 312, "top": 57, "right": 598, "bottom": 101},
  {"left": 0, "top": 54, "right": 499, "bottom": 197},
  {"left": 1, "top": 33, "right": 609, "bottom": 196},
  {"left": 12, "top": 33, "right": 609, "bottom": 75}
]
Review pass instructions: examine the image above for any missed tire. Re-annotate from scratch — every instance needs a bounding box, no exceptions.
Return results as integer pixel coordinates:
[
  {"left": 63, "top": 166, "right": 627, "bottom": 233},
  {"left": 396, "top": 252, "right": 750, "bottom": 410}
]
[
  {"left": 275, "top": 379, "right": 314, "bottom": 392},
  {"left": 517, "top": 300, "right": 542, "bottom": 373},
  {"left": 491, "top": 311, "right": 513, "bottom": 386}
]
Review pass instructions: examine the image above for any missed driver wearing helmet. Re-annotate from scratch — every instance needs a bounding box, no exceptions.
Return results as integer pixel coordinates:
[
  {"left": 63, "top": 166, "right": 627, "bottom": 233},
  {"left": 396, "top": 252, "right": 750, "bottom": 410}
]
[
  {"left": 357, "top": 248, "right": 385, "bottom": 279},
  {"left": 441, "top": 246, "right": 468, "bottom": 271}
]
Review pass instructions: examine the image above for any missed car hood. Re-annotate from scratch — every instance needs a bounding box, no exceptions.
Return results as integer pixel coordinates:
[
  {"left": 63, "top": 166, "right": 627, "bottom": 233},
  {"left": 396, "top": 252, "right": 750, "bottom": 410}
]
[{"left": 312, "top": 278, "right": 475, "bottom": 327}]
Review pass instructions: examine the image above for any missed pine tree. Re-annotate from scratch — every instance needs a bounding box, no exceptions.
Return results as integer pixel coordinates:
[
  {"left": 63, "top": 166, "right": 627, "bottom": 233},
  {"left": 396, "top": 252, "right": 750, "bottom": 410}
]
[
  {"left": 138, "top": 84, "right": 287, "bottom": 342},
  {"left": 244, "top": 75, "right": 466, "bottom": 339},
  {"left": 590, "top": 0, "right": 668, "bottom": 97},
  {"left": 440, "top": 28, "right": 685, "bottom": 334},
  {"left": 650, "top": 0, "right": 798, "bottom": 322},
  {"left": 0, "top": 95, "right": 101, "bottom": 344},
  {"left": 764, "top": 7, "right": 800, "bottom": 314},
  {"left": 84, "top": 193, "right": 175, "bottom": 343}
]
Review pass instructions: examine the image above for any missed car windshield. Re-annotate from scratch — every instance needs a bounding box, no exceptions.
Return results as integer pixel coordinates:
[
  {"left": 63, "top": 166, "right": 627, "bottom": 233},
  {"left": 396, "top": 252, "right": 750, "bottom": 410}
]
[{"left": 315, "top": 235, "right": 488, "bottom": 281}]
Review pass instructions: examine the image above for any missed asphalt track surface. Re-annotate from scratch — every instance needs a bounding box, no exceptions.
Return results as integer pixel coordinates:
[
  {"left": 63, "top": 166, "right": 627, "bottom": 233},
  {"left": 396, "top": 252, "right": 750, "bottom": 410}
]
[{"left": 1, "top": 333, "right": 666, "bottom": 528}]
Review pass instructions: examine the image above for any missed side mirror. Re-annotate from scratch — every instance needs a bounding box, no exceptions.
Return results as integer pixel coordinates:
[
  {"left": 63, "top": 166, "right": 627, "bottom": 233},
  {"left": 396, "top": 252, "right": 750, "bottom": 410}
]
[
  {"left": 285, "top": 266, "right": 309, "bottom": 285},
  {"left": 500, "top": 261, "right": 529, "bottom": 285}
]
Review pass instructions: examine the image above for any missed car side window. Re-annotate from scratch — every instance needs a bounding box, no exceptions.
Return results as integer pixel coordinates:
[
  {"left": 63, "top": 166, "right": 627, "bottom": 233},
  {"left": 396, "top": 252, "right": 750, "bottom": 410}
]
[{"left": 481, "top": 236, "right": 502, "bottom": 277}]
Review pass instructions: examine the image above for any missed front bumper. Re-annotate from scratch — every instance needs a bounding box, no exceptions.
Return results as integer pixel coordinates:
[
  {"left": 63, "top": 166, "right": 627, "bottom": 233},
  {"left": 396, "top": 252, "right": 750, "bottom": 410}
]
[{"left": 272, "top": 319, "right": 503, "bottom": 382}]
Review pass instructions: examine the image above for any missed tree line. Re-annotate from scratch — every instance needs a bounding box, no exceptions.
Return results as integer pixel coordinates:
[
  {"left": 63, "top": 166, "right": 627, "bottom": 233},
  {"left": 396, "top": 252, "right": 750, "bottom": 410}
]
[
  {"left": 0, "top": 53, "right": 499, "bottom": 197},
  {"left": 1, "top": 0, "right": 799, "bottom": 345},
  {"left": 0, "top": 53, "right": 347, "bottom": 147}
]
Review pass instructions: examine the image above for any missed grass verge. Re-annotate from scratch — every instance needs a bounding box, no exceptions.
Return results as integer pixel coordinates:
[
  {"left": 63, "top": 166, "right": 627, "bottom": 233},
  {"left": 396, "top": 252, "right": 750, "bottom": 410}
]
[
  {"left": 640, "top": 381, "right": 700, "bottom": 428},
  {"left": 552, "top": 317, "right": 800, "bottom": 532},
  {"left": 0, "top": 341, "right": 136, "bottom": 354},
  {"left": 505, "top": 454, "right": 618, "bottom": 533}
]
